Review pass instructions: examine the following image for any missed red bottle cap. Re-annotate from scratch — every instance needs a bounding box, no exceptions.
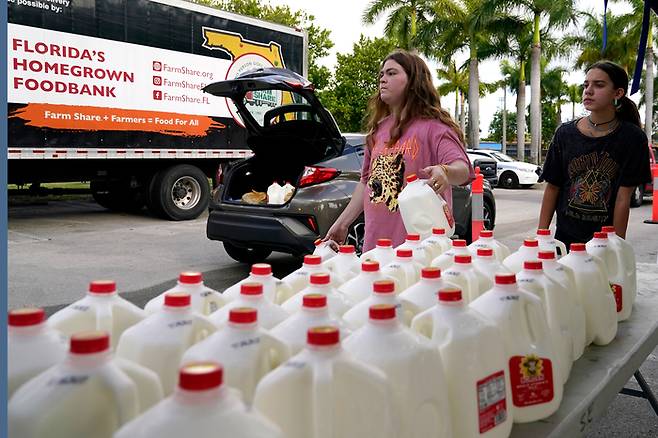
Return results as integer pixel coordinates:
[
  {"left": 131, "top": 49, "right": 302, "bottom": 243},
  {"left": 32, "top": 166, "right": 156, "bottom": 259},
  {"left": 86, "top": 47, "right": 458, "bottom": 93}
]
[
  {"left": 179, "top": 363, "right": 223, "bottom": 391},
  {"left": 454, "top": 254, "right": 472, "bottom": 264},
  {"left": 314, "top": 238, "right": 323, "bottom": 246},
  {"left": 537, "top": 229, "right": 551, "bottom": 236},
  {"left": 369, "top": 304, "right": 396, "bottom": 320},
  {"left": 477, "top": 248, "right": 494, "bottom": 257},
  {"left": 523, "top": 239, "right": 539, "bottom": 247},
  {"left": 373, "top": 280, "right": 395, "bottom": 294},
  {"left": 452, "top": 239, "right": 467, "bottom": 248},
  {"left": 8, "top": 308, "right": 45, "bottom": 327},
  {"left": 601, "top": 226, "right": 615, "bottom": 233},
  {"left": 480, "top": 230, "right": 493, "bottom": 238},
  {"left": 524, "top": 261, "right": 543, "bottom": 270},
  {"left": 251, "top": 264, "right": 272, "bottom": 276},
  {"left": 229, "top": 307, "right": 257, "bottom": 324},
  {"left": 570, "top": 243, "right": 586, "bottom": 252},
  {"left": 406, "top": 234, "right": 420, "bottom": 241},
  {"left": 240, "top": 283, "right": 263, "bottom": 296},
  {"left": 432, "top": 228, "right": 446, "bottom": 235},
  {"left": 304, "top": 255, "right": 322, "bottom": 266},
  {"left": 396, "top": 249, "right": 413, "bottom": 258},
  {"left": 538, "top": 251, "right": 556, "bottom": 260},
  {"left": 362, "top": 261, "right": 379, "bottom": 272},
  {"left": 310, "top": 273, "right": 331, "bottom": 285},
  {"left": 164, "top": 292, "right": 191, "bottom": 307},
  {"left": 179, "top": 272, "right": 203, "bottom": 284},
  {"left": 307, "top": 326, "right": 340, "bottom": 346},
  {"left": 406, "top": 174, "right": 418, "bottom": 183},
  {"left": 422, "top": 267, "right": 441, "bottom": 279},
  {"left": 594, "top": 231, "right": 608, "bottom": 239},
  {"left": 303, "top": 294, "right": 327, "bottom": 308},
  {"left": 495, "top": 273, "right": 516, "bottom": 285},
  {"left": 377, "top": 238, "right": 392, "bottom": 247},
  {"left": 339, "top": 245, "right": 355, "bottom": 254},
  {"left": 438, "top": 288, "right": 462, "bottom": 302},
  {"left": 88, "top": 280, "right": 116, "bottom": 294},
  {"left": 70, "top": 331, "right": 110, "bottom": 354}
]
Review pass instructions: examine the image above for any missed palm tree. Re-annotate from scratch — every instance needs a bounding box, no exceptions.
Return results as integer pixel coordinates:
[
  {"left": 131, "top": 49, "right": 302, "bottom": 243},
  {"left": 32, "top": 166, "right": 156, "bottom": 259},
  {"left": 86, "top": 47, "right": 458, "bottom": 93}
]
[
  {"left": 436, "top": 61, "right": 469, "bottom": 122},
  {"left": 541, "top": 65, "right": 568, "bottom": 126},
  {"left": 419, "top": 0, "right": 520, "bottom": 149},
  {"left": 566, "top": 83, "right": 582, "bottom": 120},
  {"left": 514, "top": 0, "right": 579, "bottom": 164},
  {"left": 362, "top": 0, "right": 435, "bottom": 51}
]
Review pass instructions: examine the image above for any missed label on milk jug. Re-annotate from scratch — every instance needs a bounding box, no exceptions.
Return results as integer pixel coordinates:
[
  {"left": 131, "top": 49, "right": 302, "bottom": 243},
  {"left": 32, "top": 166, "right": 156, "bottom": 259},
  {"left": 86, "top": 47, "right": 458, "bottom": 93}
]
[
  {"left": 477, "top": 370, "right": 507, "bottom": 433},
  {"left": 611, "top": 283, "right": 623, "bottom": 312},
  {"left": 443, "top": 204, "right": 455, "bottom": 229},
  {"left": 509, "top": 355, "right": 554, "bottom": 407}
]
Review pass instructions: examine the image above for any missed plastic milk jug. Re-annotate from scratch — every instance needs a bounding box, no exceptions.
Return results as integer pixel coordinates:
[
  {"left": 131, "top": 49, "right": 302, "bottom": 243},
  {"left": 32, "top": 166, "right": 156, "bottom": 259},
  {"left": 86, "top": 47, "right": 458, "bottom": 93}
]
[
  {"left": 144, "top": 272, "right": 225, "bottom": 316},
  {"left": 516, "top": 261, "right": 573, "bottom": 384},
  {"left": 116, "top": 293, "right": 217, "bottom": 395},
  {"left": 468, "top": 229, "right": 511, "bottom": 263},
  {"left": 470, "top": 274, "right": 563, "bottom": 423},
  {"left": 399, "top": 267, "right": 449, "bottom": 318},
  {"left": 538, "top": 251, "right": 587, "bottom": 360},
  {"left": 210, "top": 283, "right": 288, "bottom": 330},
  {"left": 114, "top": 363, "right": 283, "bottom": 438},
  {"left": 282, "top": 182, "right": 295, "bottom": 202},
  {"left": 601, "top": 225, "right": 636, "bottom": 321},
  {"left": 282, "top": 272, "right": 353, "bottom": 318},
  {"left": 344, "top": 304, "right": 453, "bottom": 438},
  {"left": 338, "top": 261, "right": 394, "bottom": 304},
  {"left": 411, "top": 288, "right": 513, "bottom": 438},
  {"left": 360, "top": 238, "right": 396, "bottom": 267},
  {"left": 442, "top": 254, "right": 483, "bottom": 303},
  {"left": 343, "top": 280, "right": 414, "bottom": 328},
  {"left": 324, "top": 244, "right": 361, "bottom": 285},
  {"left": 398, "top": 173, "right": 455, "bottom": 238},
  {"left": 502, "top": 239, "right": 541, "bottom": 273},
  {"left": 536, "top": 229, "right": 568, "bottom": 258},
  {"left": 396, "top": 233, "right": 431, "bottom": 266},
  {"left": 182, "top": 307, "right": 290, "bottom": 404},
  {"left": 559, "top": 243, "right": 618, "bottom": 346},
  {"left": 8, "top": 308, "right": 67, "bottom": 398},
  {"left": 266, "top": 182, "right": 285, "bottom": 204},
  {"left": 382, "top": 248, "right": 422, "bottom": 291},
  {"left": 586, "top": 231, "right": 628, "bottom": 320},
  {"left": 472, "top": 248, "right": 512, "bottom": 292},
  {"left": 312, "top": 238, "right": 337, "bottom": 263},
  {"left": 48, "top": 280, "right": 146, "bottom": 349},
  {"left": 253, "top": 326, "right": 398, "bottom": 438},
  {"left": 272, "top": 294, "right": 350, "bottom": 355},
  {"left": 9, "top": 331, "right": 163, "bottom": 438},
  {"left": 431, "top": 239, "right": 471, "bottom": 271},
  {"left": 221, "top": 264, "right": 279, "bottom": 303},
  {"left": 421, "top": 228, "right": 453, "bottom": 261},
  {"left": 279, "top": 255, "right": 330, "bottom": 303}
]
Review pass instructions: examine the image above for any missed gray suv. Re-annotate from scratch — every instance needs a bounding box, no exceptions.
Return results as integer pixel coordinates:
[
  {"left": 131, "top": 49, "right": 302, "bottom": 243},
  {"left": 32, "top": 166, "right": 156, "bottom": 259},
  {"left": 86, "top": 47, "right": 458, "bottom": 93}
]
[{"left": 203, "top": 68, "right": 496, "bottom": 264}]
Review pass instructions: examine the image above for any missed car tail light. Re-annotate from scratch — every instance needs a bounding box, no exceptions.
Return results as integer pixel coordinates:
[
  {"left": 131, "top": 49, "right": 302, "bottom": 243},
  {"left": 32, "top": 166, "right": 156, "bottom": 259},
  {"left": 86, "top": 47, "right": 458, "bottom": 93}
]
[
  {"left": 306, "top": 216, "right": 318, "bottom": 233},
  {"left": 298, "top": 166, "right": 339, "bottom": 187}
]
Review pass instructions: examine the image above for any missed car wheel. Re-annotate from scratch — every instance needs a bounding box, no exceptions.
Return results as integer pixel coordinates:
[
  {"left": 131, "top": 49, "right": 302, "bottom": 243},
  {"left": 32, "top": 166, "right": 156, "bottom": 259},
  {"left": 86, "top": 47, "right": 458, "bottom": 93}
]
[
  {"left": 345, "top": 216, "right": 365, "bottom": 256},
  {"left": 149, "top": 165, "right": 210, "bottom": 220},
  {"left": 223, "top": 242, "right": 272, "bottom": 264},
  {"left": 499, "top": 171, "right": 519, "bottom": 189},
  {"left": 630, "top": 185, "right": 644, "bottom": 208}
]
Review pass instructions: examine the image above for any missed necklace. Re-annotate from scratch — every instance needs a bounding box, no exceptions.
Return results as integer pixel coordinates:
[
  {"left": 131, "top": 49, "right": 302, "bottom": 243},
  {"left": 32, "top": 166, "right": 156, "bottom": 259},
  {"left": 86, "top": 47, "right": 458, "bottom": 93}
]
[{"left": 586, "top": 115, "right": 618, "bottom": 135}]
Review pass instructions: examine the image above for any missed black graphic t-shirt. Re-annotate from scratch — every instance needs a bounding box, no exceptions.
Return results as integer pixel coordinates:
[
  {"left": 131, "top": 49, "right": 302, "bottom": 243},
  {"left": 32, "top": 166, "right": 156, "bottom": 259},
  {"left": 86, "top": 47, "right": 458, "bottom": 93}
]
[{"left": 541, "top": 119, "right": 651, "bottom": 245}]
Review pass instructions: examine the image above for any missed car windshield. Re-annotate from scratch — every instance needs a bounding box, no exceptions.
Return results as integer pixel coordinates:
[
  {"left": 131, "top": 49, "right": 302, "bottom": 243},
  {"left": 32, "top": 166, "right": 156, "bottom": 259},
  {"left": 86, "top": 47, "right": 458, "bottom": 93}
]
[{"left": 491, "top": 152, "right": 515, "bottom": 162}]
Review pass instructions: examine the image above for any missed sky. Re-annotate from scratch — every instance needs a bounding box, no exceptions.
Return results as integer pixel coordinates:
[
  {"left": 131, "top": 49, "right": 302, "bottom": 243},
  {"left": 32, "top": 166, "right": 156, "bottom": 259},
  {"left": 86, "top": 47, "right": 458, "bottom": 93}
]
[{"left": 275, "top": 0, "right": 644, "bottom": 137}]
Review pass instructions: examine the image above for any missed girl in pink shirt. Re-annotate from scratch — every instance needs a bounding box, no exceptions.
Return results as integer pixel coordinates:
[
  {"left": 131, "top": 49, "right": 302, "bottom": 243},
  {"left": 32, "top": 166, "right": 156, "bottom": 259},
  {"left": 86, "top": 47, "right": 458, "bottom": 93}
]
[{"left": 324, "top": 50, "right": 474, "bottom": 252}]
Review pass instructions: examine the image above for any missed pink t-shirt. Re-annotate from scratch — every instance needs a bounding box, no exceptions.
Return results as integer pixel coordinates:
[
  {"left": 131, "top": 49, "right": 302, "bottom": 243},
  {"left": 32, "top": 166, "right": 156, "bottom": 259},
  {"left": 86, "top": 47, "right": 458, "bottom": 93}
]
[{"left": 360, "top": 117, "right": 474, "bottom": 252}]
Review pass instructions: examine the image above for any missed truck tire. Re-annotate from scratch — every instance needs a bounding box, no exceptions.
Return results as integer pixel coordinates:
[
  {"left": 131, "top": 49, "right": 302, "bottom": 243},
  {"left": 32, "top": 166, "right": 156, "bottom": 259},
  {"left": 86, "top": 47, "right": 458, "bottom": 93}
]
[
  {"left": 223, "top": 242, "right": 272, "bottom": 264},
  {"left": 149, "top": 165, "right": 209, "bottom": 220},
  {"left": 91, "top": 180, "right": 146, "bottom": 212}
]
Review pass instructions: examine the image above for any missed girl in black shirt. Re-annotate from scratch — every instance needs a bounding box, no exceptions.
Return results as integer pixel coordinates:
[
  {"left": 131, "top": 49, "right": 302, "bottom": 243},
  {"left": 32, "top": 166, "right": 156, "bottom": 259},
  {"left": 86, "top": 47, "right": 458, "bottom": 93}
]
[{"left": 538, "top": 60, "right": 651, "bottom": 248}]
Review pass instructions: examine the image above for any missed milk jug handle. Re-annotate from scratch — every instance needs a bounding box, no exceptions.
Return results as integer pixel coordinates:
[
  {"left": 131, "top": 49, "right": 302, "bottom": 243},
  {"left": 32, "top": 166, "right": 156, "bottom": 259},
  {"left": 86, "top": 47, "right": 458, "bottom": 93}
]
[
  {"left": 193, "top": 315, "right": 217, "bottom": 343},
  {"left": 267, "top": 337, "right": 292, "bottom": 369},
  {"left": 555, "top": 240, "right": 567, "bottom": 259},
  {"left": 105, "top": 366, "right": 141, "bottom": 425},
  {"left": 410, "top": 312, "right": 433, "bottom": 338}
]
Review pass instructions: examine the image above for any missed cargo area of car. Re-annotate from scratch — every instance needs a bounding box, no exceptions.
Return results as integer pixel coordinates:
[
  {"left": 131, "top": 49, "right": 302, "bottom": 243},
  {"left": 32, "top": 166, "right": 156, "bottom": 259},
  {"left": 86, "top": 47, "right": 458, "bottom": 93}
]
[{"left": 223, "top": 156, "right": 304, "bottom": 205}]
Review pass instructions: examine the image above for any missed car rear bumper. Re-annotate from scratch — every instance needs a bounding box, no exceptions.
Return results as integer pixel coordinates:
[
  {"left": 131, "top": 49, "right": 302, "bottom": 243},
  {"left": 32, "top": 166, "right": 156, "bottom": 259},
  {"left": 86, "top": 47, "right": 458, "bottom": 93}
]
[{"left": 206, "top": 209, "right": 316, "bottom": 255}]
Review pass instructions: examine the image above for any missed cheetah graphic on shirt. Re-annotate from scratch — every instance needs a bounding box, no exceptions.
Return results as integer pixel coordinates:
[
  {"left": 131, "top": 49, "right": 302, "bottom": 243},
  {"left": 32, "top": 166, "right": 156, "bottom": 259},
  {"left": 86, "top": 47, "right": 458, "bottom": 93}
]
[{"left": 368, "top": 152, "right": 405, "bottom": 212}]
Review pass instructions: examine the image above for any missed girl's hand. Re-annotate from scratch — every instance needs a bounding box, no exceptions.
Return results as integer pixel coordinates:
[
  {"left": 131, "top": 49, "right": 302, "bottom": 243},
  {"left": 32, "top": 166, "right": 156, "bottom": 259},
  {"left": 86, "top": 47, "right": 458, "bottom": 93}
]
[
  {"left": 322, "top": 221, "right": 348, "bottom": 251},
  {"left": 421, "top": 164, "right": 449, "bottom": 194}
]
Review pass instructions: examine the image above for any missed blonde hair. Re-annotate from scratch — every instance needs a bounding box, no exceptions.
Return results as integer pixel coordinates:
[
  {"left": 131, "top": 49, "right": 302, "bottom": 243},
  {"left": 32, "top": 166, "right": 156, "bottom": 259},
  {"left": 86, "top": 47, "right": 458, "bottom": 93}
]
[{"left": 365, "top": 49, "right": 464, "bottom": 149}]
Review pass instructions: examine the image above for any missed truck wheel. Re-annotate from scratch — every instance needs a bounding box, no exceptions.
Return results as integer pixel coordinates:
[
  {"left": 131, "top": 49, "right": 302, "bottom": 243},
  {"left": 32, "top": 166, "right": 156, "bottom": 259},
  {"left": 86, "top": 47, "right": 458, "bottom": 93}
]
[
  {"left": 223, "top": 242, "right": 272, "bottom": 264},
  {"left": 91, "top": 181, "right": 146, "bottom": 212},
  {"left": 150, "top": 165, "right": 210, "bottom": 220}
]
